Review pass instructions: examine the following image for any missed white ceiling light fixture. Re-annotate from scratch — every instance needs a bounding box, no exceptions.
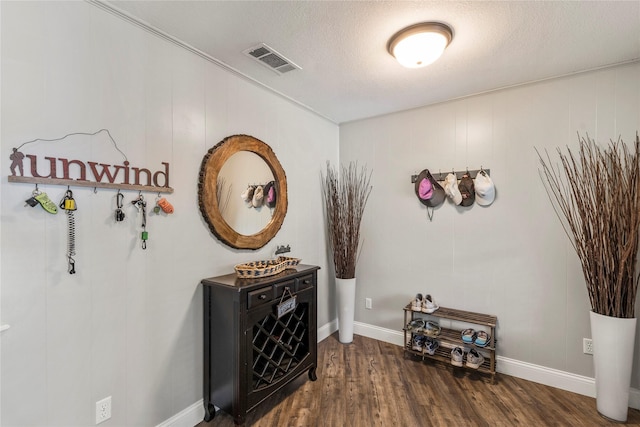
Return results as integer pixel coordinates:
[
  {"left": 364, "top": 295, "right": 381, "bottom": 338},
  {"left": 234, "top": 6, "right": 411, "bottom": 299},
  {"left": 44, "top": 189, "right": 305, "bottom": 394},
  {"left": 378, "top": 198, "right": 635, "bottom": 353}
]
[{"left": 387, "top": 22, "right": 453, "bottom": 68}]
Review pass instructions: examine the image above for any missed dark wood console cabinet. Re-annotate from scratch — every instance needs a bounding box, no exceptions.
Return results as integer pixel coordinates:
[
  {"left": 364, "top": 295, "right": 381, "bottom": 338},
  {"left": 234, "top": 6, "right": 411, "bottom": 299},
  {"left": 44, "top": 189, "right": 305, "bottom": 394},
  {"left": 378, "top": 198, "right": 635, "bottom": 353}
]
[{"left": 201, "top": 265, "right": 319, "bottom": 425}]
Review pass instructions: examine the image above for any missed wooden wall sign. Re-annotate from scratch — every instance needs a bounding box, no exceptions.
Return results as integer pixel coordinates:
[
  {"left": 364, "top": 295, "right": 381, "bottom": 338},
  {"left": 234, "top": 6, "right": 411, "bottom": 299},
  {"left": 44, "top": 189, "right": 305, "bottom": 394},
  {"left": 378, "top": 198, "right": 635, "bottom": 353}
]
[{"left": 8, "top": 149, "right": 173, "bottom": 193}]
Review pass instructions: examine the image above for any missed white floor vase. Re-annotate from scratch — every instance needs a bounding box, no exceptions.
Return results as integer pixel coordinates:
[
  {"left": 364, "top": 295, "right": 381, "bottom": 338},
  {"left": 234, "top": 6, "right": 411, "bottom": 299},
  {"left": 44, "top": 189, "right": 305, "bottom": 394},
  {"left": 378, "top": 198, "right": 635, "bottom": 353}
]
[
  {"left": 590, "top": 311, "right": 637, "bottom": 422},
  {"left": 336, "top": 277, "right": 356, "bottom": 344}
]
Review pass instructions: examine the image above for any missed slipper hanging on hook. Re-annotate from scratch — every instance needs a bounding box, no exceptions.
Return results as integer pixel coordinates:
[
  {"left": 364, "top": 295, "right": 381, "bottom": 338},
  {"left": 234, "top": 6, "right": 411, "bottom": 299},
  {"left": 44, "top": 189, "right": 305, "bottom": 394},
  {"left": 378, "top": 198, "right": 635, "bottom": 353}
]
[{"left": 156, "top": 197, "right": 174, "bottom": 214}]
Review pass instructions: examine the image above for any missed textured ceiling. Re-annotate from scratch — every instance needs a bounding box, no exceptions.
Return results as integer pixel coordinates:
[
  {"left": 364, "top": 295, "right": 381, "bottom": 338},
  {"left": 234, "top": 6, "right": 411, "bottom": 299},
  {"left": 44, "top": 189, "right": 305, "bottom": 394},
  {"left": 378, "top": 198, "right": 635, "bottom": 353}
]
[{"left": 105, "top": 1, "right": 640, "bottom": 124}]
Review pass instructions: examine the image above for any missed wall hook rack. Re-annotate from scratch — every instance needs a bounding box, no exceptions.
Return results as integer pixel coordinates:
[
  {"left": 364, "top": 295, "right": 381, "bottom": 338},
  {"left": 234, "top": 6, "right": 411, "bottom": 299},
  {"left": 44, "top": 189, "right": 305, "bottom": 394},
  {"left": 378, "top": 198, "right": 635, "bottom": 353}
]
[
  {"left": 9, "top": 175, "right": 174, "bottom": 193},
  {"left": 411, "top": 168, "right": 490, "bottom": 183}
]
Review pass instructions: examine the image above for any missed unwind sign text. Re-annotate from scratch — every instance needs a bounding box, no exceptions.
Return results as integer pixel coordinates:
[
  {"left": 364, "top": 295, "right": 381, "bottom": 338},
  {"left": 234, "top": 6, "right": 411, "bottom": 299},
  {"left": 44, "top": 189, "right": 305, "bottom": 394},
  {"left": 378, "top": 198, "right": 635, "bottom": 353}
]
[{"left": 9, "top": 149, "right": 170, "bottom": 188}]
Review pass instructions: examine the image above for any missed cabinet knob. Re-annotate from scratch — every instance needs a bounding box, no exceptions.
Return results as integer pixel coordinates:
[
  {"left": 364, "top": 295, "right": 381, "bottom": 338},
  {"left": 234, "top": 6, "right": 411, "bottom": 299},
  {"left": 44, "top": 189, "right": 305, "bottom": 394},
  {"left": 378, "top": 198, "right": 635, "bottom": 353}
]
[
  {"left": 303, "top": 280, "right": 310, "bottom": 285},
  {"left": 259, "top": 294, "right": 267, "bottom": 300}
]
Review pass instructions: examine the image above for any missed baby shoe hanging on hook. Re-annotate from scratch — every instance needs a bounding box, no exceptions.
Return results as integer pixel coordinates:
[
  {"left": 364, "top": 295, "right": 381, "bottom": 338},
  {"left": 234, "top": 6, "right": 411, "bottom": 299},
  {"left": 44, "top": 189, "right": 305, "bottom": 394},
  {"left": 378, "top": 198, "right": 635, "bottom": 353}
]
[
  {"left": 36, "top": 191, "right": 58, "bottom": 214},
  {"left": 154, "top": 195, "right": 174, "bottom": 214},
  {"left": 153, "top": 195, "right": 161, "bottom": 215},
  {"left": 241, "top": 185, "right": 255, "bottom": 203},
  {"left": 252, "top": 185, "right": 264, "bottom": 208},
  {"left": 26, "top": 184, "right": 57, "bottom": 214}
]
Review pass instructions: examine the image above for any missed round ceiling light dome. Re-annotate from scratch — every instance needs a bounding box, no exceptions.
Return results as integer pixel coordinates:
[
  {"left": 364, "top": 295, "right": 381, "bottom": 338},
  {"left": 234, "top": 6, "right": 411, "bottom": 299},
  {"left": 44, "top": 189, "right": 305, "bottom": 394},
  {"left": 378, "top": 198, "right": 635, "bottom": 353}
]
[{"left": 387, "top": 22, "right": 453, "bottom": 68}]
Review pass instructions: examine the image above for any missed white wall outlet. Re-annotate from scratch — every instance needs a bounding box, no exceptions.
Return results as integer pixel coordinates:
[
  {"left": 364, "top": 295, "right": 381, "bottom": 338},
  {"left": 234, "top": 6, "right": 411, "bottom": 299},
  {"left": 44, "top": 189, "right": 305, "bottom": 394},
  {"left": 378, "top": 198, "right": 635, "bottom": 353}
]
[
  {"left": 365, "top": 298, "right": 372, "bottom": 309},
  {"left": 583, "top": 338, "right": 593, "bottom": 355},
  {"left": 96, "top": 396, "right": 112, "bottom": 424}
]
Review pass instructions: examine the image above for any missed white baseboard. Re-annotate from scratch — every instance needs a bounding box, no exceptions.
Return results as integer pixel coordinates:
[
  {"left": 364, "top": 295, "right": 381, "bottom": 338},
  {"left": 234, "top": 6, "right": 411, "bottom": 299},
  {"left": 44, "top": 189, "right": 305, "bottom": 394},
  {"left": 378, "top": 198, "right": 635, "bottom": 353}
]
[
  {"left": 156, "top": 399, "right": 204, "bottom": 427},
  {"left": 496, "top": 355, "right": 595, "bottom": 397},
  {"left": 354, "top": 321, "right": 405, "bottom": 346},
  {"left": 318, "top": 319, "right": 338, "bottom": 342},
  {"left": 159, "top": 320, "right": 640, "bottom": 426}
]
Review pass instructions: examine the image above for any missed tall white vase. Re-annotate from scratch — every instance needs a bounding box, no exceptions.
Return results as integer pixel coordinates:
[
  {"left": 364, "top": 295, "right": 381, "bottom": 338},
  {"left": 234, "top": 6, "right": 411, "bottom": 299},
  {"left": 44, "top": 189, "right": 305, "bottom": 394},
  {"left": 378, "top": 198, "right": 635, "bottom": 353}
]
[
  {"left": 336, "top": 277, "right": 356, "bottom": 344},
  {"left": 590, "top": 311, "right": 637, "bottom": 422}
]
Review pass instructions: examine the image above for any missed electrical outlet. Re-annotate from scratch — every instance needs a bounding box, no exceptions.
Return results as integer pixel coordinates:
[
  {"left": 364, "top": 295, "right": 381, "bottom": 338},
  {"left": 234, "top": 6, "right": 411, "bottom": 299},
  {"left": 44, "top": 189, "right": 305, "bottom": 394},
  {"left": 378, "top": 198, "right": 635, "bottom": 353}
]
[
  {"left": 583, "top": 338, "right": 593, "bottom": 355},
  {"left": 96, "top": 396, "right": 112, "bottom": 424},
  {"left": 365, "top": 298, "right": 372, "bottom": 309}
]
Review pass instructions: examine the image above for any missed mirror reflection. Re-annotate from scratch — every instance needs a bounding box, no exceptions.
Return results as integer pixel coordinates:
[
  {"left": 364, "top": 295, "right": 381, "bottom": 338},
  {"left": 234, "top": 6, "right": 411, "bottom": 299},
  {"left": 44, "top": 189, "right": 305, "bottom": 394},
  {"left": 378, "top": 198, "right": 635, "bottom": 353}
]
[{"left": 218, "top": 151, "right": 275, "bottom": 236}]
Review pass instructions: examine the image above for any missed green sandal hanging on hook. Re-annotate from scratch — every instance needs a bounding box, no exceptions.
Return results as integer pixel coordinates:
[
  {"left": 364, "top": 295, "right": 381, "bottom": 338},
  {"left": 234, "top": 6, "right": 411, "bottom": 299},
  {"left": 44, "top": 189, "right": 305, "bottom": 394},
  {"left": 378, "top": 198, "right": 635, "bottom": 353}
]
[{"left": 35, "top": 192, "right": 58, "bottom": 214}]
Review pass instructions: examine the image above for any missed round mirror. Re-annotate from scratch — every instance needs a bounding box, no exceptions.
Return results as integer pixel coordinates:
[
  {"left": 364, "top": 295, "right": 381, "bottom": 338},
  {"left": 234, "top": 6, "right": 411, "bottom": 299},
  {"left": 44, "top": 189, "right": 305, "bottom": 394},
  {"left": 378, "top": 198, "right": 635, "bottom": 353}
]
[{"left": 198, "top": 134, "right": 288, "bottom": 250}]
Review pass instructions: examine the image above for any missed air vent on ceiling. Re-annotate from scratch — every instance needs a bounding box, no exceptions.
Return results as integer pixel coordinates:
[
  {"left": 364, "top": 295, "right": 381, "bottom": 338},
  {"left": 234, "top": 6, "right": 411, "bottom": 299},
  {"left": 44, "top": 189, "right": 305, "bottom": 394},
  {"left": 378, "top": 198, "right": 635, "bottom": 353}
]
[{"left": 243, "top": 43, "right": 301, "bottom": 75}]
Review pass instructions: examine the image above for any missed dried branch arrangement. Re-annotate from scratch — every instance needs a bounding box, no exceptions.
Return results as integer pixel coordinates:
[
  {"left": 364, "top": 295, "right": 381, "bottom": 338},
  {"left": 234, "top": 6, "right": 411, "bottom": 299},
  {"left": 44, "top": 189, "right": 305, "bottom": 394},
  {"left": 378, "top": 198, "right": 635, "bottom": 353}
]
[
  {"left": 322, "top": 162, "right": 372, "bottom": 279},
  {"left": 537, "top": 134, "right": 640, "bottom": 318}
]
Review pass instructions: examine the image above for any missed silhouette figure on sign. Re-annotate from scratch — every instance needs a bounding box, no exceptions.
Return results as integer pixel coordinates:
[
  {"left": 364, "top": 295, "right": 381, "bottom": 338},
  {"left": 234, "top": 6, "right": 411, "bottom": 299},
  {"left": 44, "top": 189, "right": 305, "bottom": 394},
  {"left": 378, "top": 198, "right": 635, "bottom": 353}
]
[{"left": 9, "top": 148, "right": 25, "bottom": 176}]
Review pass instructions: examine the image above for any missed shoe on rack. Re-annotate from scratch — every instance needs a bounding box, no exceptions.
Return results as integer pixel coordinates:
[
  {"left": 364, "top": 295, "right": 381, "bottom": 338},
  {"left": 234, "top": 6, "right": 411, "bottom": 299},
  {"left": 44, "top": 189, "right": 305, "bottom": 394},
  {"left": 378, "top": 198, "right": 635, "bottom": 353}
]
[
  {"left": 406, "top": 319, "right": 425, "bottom": 333},
  {"left": 423, "top": 337, "right": 439, "bottom": 356},
  {"left": 411, "top": 335, "right": 424, "bottom": 352},
  {"left": 411, "top": 293, "right": 423, "bottom": 312},
  {"left": 474, "top": 331, "right": 490, "bottom": 348},
  {"left": 466, "top": 349, "right": 484, "bottom": 369},
  {"left": 451, "top": 347, "right": 464, "bottom": 367},
  {"left": 424, "top": 321, "right": 441, "bottom": 337},
  {"left": 422, "top": 294, "right": 439, "bottom": 313},
  {"left": 461, "top": 328, "right": 477, "bottom": 344}
]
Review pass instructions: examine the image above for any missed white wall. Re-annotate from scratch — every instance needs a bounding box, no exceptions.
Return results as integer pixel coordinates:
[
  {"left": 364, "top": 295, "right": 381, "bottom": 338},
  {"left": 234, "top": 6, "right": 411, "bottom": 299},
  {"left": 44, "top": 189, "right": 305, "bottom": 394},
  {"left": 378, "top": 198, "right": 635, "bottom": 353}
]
[
  {"left": 340, "top": 62, "right": 640, "bottom": 385},
  {"left": 0, "top": 2, "right": 337, "bottom": 426},
  {"left": 3, "top": 2, "right": 640, "bottom": 425}
]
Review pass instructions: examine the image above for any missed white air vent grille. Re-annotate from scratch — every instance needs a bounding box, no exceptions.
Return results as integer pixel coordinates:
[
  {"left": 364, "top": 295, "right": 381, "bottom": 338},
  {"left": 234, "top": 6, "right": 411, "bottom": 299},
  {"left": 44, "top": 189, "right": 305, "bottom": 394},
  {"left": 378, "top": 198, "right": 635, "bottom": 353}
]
[{"left": 243, "top": 43, "right": 301, "bottom": 75}]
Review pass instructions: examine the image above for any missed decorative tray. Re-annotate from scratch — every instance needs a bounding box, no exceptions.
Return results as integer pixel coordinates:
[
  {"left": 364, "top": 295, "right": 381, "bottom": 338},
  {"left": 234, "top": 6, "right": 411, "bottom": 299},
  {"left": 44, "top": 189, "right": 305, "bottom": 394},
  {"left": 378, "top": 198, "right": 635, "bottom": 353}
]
[{"left": 234, "top": 256, "right": 301, "bottom": 278}]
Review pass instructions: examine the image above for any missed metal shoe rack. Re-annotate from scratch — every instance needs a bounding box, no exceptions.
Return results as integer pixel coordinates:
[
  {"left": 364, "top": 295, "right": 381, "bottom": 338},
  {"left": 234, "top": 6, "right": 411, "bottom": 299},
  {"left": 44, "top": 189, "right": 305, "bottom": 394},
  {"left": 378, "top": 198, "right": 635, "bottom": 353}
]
[{"left": 403, "top": 304, "right": 498, "bottom": 382}]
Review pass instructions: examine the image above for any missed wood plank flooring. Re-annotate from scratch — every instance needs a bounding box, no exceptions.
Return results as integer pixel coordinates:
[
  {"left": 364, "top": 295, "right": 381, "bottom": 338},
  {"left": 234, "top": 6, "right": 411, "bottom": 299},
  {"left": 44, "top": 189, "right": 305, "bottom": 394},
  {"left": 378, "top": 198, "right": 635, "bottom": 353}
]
[{"left": 198, "top": 333, "right": 640, "bottom": 426}]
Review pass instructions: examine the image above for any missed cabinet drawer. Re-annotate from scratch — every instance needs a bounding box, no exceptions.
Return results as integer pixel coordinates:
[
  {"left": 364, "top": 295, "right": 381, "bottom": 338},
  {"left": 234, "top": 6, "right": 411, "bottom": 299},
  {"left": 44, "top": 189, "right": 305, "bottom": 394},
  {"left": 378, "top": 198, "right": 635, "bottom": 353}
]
[
  {"left": 248, "top": 287, "right": 272, "bottom": 309},
  {"left": 274, "top": 279, "right": 296, "bottom": 300},
  {"left": 297, "top": 274, "right": 314, "bottom": 291}
]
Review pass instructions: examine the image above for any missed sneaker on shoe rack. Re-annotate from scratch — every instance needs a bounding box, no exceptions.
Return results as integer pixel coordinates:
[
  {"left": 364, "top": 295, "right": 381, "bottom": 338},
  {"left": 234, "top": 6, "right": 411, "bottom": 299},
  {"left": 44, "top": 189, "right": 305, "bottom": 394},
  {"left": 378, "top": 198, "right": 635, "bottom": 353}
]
[
  {"left": 411, "top": 293, "right": 423, "bottom": 312},
  {"left": 466, "top": 349, "right": 484, "bottom": 369},
  {"left": 423, "top": 337, "right": 439, "bottom": 356},
  {"left": 422, "top": 294, "right": 439, "bottom": 313},
  {"left": 451, "top": 347, "right": 464, "bottom": 367},
  {"left": 411, "top": 335, "right": 424, "bottom": 352}
]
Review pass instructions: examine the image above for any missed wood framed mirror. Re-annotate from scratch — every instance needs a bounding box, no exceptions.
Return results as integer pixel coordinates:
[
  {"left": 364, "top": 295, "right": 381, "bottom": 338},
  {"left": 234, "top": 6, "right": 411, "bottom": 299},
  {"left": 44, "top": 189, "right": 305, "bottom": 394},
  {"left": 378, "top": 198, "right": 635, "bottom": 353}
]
[{"left": 198, "top": 134, "right": 288, "bottom": 250}]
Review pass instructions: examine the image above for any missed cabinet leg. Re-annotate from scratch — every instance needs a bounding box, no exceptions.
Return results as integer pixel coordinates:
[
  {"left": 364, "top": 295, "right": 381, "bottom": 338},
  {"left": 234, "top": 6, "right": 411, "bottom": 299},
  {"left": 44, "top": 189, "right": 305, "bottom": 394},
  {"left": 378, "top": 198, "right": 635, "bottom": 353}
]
[
  {"left": 308, "top": 366, "right": 318, "bottom": 381},
  {"left": 203, "top": 402, "right": 216, "bottom": 422}
]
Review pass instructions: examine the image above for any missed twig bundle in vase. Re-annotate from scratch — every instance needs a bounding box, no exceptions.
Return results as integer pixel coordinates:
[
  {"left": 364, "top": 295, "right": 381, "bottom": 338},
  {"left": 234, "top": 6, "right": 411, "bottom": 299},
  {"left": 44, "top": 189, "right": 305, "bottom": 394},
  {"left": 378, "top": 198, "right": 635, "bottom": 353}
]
[
  {"left": 321, "top": 162, "right": 372, "bottom": 279},
  {"left": 537, "top": 134, "right": 640, "bottom": 318}
]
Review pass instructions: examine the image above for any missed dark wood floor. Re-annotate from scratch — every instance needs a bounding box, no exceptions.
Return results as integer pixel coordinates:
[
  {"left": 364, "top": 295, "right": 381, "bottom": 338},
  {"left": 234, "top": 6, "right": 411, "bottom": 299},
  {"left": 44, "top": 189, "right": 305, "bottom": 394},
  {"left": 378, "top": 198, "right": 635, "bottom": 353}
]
[{"left": 198, "top": 333, "right": 640, "bottom": 426}]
